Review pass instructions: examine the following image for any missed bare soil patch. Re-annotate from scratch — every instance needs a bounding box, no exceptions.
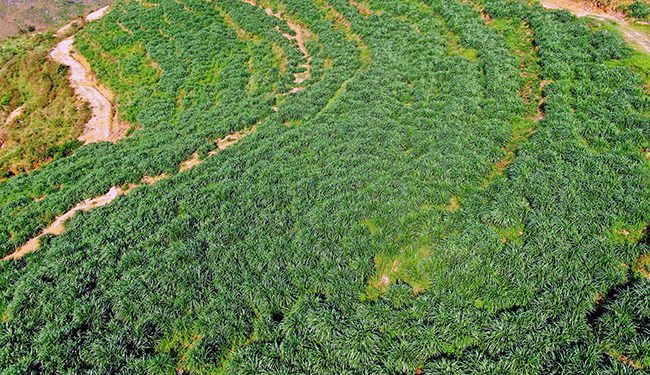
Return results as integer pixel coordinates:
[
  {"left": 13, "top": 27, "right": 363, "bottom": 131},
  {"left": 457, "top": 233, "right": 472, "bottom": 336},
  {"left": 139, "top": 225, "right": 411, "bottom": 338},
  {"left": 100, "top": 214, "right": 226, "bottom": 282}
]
[
  {"left": 3, "top": 185, "right": 135, "bottom": 261},
  {"left": 242, "top": 0, "right": 313, "bottom": 85},
  {"left": 4, "top": 106, "right": 24, "bottom": 126},
  {"left": 85, "top": 6, "right": 111, "bottom": 22}
]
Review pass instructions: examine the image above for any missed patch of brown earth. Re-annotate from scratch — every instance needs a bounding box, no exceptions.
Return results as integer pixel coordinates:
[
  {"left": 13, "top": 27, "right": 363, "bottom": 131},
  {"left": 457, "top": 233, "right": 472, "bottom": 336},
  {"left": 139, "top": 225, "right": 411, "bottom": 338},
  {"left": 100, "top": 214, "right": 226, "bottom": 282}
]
[
  {"left": 378, "top": 274, "right": 391, "bottom": 286},
  {"left": 212, "top": 126, "right": 256, "bottom": 152},
  {"left": 633, "top": 253, "right": 650, "bottom": 279},
  {"left": 445, "top": 196, "right": 460, "bottom": 211},
  {"left": 539, "top": 0, "right": 620, "bottom": 17},
  {"left": 263, "top": 3, "right": 313, "bottom": 84},
  {"left": 54, "top": 22, "right": 79, "bottom": 37},
  {"left": 607, "top": 351, "right": 646, "bottom": 370},
  {"left": 4, "top": 106, "right": 25, "bottom": 126},
  {"left": 85, "top": 6, "right": 111, "bottom": 22},
  {"left": 179, "top": 152, "right": 201, "bottom": 172},
  {"left": 3, "top": 184, "right": 135, "bottom": 261},
  {"left": 236, "top": 0, "right": 313, "bottom": 91},
  {"left": 0, "top": 1, "right": 112, "bottom": 40},
  {"left": 617, "top": 228, "right": 632, "bottom": 236}
]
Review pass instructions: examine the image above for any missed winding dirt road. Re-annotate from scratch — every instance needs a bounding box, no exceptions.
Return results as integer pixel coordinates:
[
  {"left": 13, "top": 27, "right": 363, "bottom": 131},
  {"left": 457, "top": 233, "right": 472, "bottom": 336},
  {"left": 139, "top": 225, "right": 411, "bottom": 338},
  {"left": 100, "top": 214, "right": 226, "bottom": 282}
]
[
  {"left": 539, "top": 0, "right": 650, "bottom": 54},
  {"left": 49, "top": 38, "right": 129, "bottom": 144},
  {"left": 49, "top": 6, "right": 130, "bottom": 145}
]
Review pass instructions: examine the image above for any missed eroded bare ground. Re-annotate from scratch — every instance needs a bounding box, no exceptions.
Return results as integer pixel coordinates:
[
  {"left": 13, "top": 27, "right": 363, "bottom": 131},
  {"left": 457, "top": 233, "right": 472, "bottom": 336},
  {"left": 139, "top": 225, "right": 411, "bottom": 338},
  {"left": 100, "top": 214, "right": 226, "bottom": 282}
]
[
  {"left": 3, "top": 128, "right": 254, "bottom": 261},
  {"left": 4, "top": 106, "right": 25, "bottom": 126},
  {"left": 539, "top": 0, "right": 650, "bottom": 54}
]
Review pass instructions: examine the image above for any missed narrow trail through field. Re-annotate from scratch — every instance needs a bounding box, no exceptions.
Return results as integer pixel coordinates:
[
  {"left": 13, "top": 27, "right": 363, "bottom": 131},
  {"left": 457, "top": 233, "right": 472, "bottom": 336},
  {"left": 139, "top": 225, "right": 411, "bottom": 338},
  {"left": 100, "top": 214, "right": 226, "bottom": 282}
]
[
  {"left": 241, "top": 0, "right": 313, "bottom": 91},
  {"left": 85, "top": 6, "right": 111, "bottom": 22},
  {"left": 3, "top": 128, "right": 254, "bottom": 261},
  {"left": 539, "top": 0, "right": 650, "bottom": 54},
  {"left": 49, "top": 7, "right": 129, "bottom": 145}
]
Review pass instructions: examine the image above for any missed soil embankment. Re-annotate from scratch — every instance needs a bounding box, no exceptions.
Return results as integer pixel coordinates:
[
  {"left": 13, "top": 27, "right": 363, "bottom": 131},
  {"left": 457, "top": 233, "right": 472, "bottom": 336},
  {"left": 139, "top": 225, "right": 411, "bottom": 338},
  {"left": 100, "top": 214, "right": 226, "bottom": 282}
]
[{"left": 539, "top": 0, "right": 650, "bottom": 54}]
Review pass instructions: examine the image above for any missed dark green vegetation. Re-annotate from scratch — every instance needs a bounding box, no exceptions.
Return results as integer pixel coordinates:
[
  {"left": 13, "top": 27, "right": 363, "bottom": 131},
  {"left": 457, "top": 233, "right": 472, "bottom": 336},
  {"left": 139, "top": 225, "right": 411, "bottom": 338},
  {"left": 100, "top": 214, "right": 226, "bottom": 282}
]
[
  {"left": 620, "top": 0, "right": 650, "bottom": 19},
  {"left": 0, "top": 31, "right": 89, "bottom": 176},
  {"left": 0, "top": 0, "right": 114, "bottom": 39},
  {"left": 1, "top": 0, "right": 650, "bottom": 373}
]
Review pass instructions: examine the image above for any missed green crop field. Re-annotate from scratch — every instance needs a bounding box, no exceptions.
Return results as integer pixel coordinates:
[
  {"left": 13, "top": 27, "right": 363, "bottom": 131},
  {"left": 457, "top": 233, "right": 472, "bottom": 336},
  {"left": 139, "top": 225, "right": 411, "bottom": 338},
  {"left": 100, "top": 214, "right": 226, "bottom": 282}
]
[{"left": 1, "top": 0, "right": 650, "bottom": 373}]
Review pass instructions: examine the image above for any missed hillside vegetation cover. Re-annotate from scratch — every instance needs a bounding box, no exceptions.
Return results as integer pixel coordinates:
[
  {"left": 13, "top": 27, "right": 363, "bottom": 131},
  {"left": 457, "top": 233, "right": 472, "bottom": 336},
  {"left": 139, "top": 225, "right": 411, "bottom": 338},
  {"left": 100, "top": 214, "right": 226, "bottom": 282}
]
[
  {"left": 1, "top": 0, "right": 650, "bottom": 373},
  {"left": 0, "top": 31, "right": 89, "bottom": 176}
]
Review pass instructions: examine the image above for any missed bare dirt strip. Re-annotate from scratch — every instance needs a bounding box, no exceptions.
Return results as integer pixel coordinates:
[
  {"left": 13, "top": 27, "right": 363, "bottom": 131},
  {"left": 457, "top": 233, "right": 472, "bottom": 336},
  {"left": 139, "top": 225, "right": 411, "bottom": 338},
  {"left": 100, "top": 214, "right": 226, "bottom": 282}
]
[
  {"left": 85, "top": 6, "right": 111, "bottom": 22},
  {"left": 49, "top": 37, "right": 129, "bottom": 144}
]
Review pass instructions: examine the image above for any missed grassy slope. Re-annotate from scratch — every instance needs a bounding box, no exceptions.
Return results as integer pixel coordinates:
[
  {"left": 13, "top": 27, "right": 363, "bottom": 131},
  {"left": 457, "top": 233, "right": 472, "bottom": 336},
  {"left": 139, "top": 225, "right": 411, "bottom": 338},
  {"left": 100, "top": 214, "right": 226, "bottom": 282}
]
[
  {"left": 0, "top": 30, "right": 89, "bottom": 176},
  {"left": 0, "top": 0, "right": 648, "bottom": 373}
]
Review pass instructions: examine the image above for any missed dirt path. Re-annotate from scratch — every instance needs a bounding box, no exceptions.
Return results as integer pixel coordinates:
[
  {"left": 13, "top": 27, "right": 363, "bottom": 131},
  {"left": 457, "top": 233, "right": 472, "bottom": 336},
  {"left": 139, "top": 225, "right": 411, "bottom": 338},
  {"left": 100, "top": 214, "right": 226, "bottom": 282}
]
[
  {"left": 4, "top": 106, "right": 24, "bottom": 126},
  {"left": 53, "top": 4, "right": 109, "bottom": 37},
  {"left": 2, "top": 128, "right": 254, "bottom": 260},
  {"left": 85, "top": 6, "right": 111, "bottom": 22},
  {"left": 49, "top": 7, "right": 130, "bottom": 145},
  {"left": 3, "top": 185, "right": 136, "bottom": 260},
  {"left": 49, "top": 38, "right": 129, "bottom": 144},
  {"left": 539, "top": 0, "right": 650, "bottom": 54}
]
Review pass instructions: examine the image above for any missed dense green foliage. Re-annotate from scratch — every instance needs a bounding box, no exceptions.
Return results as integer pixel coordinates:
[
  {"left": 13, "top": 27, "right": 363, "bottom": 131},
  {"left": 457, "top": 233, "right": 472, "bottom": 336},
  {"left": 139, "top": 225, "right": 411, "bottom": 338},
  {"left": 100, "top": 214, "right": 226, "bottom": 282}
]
[
  {"left": 621, "top": 1, "right": 650, "bottom": 19},
  {"left": 0, "top": 0, "right": 650, "bottom": 373}
]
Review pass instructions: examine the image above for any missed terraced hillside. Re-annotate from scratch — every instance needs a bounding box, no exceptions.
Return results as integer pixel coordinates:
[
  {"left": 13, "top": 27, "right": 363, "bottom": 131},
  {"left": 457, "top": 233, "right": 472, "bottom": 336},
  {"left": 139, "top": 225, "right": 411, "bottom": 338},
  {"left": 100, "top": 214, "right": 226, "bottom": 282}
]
[{"left": 1, "top": 0, "right": 650, "bottom": 373}]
